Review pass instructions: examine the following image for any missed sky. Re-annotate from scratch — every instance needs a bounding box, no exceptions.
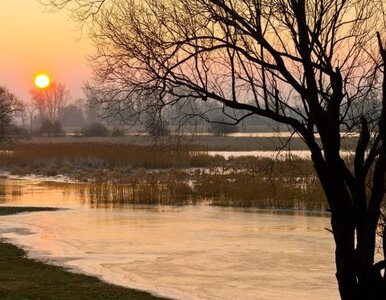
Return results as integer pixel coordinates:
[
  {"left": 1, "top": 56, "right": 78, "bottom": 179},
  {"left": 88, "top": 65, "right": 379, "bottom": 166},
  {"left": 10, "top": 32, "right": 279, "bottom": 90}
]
[{"left": 0, "top": 0, "right": 92, "bottom": 103}]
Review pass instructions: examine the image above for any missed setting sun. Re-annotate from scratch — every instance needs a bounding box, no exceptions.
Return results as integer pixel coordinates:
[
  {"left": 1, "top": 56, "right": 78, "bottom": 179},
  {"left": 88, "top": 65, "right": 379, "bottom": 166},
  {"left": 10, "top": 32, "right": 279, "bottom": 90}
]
[{"left": 34, "top": 74, "right": 50, "bottom": 89}]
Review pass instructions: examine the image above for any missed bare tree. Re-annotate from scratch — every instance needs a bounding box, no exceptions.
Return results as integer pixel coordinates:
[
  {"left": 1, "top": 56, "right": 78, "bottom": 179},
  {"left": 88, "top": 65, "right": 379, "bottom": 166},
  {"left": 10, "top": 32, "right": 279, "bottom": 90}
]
[
  {"left": 143, "top": 108, "right": 170, "bottom": 138},
  {"left": 0, "top": 87, "right": 23, "bottom": 140},
  {"left": 30, "top": 82, "right": 69, "bottom": 124},
  {"left": 21, "top": 102, "right": 37, "bottom": 135},
  {"left": 60, "top": 103, "right": 87, "bottom": 128},
  {"left": 44, "top": 1, "right": 386, "bottom": 299}
]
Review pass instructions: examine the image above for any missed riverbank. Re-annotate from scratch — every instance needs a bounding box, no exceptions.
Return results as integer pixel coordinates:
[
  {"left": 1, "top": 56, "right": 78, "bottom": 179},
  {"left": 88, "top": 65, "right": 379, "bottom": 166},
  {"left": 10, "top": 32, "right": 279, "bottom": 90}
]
[{"left": 0, "top": 207, "right": 168, "bottom": 300}]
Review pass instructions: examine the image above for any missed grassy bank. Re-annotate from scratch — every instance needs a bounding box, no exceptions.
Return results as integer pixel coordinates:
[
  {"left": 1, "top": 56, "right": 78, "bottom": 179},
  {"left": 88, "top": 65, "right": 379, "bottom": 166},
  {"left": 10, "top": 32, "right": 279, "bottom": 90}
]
[{"left": 0, "top": 207, "right": 168, "bottom": 300}]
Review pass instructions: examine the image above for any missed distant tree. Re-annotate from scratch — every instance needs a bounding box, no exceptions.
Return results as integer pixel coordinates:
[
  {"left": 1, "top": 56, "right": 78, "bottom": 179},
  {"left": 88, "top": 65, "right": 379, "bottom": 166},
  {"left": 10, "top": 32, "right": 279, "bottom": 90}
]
[
  {"left": 60, "top": 104, "right": 86, "bottom": 128},
  {"left": 85, "top": 105, "right": 103, "bottom": 125},
  {"left": 30, "top": 82, "right": 69, "bottom": 124},
  {"left": 38, "top": 119, "right": 64, "bottom": 137},
  {"left": 111, "top": 128, "right": 125, "bottom": 137},
  {"left": 0, "top": 87, "right": 23, "bottom": 140},
  {"left": 81, "top": 122, "right": 109, "bottom": 137},
  {"left": 83, "top": 84, "right": 140, "bottom": 127},
  {"left": 7, "top": 125, "right": 30, "bottom": 139},
  {"left": 46, "top": 1, "right": 386, "bottom": 298},
  {"left": 209, "top": 120, "right": 239, "bottom": 137},
  {"left": 20, "top": 102, "right": 37, "bottom": 135},
  {"left": 143, "top": 110, "right": 170, "bottom": 138}
]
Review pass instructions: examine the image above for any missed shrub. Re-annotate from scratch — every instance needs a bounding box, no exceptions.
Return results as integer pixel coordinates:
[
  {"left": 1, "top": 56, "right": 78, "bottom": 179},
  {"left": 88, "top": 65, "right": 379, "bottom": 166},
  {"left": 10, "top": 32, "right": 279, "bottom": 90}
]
[
  {"left": 143, "top": 114, "right": 170, "bottom": 137},
  {"left": 7, "top": 125, "right": 30, "bottom": 139},
  {"left": 209, "top": 122, "right": 239, "bottom": 137},
  {"left": 82, "top": 123, "right": 109, "bottom": 137},
  {"left": 111, "top": 128, "right": 125, "bottom": 137},
  {"left": 38, "top": 120, "right": 64, "bottom": 137}
]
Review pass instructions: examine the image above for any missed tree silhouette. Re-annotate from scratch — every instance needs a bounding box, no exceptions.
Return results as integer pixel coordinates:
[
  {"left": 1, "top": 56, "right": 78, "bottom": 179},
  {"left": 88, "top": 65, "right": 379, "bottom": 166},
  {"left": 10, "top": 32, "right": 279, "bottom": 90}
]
[
  {"left": 45, "top": 1, "right": 386, "bottom": 299},
  {"left": 30, "top": 82, "right": 69, "bottom": 124},
  {"left": 0, "top": 87, "right": 23, "bottom": 140}
]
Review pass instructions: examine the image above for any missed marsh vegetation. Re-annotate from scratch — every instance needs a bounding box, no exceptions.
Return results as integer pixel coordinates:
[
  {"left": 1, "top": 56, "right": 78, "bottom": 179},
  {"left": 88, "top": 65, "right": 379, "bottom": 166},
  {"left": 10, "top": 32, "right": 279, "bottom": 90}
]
[{"left": 0, "top": 142, "right": 327, "bottom": 210}]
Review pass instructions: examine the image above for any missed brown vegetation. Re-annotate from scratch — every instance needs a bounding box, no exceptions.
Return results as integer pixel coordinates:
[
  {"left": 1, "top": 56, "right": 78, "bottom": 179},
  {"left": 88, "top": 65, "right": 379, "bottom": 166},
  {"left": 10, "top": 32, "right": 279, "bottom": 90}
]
[
  {"left": 0, "top": 142, "right": 327, "bottom": 210},
  {"left": 0, "top": 142, "right": 214, "bottom": 170}
]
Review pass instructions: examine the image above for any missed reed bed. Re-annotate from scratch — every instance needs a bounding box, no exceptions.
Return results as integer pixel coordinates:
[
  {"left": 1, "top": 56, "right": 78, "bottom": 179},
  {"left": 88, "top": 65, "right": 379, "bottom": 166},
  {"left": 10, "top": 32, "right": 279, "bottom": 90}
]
[
  {"left": 0, "top": 142, "right": 221, "bottom": 171},
  {"left": 71, "top": 170, "right": 327, "bottom": 210},
  {"left": 0, "top": 142, "right": 328, "bottom": 210},
  {"left": 0, "top": 142, "right": 316, "bottom": 177}
]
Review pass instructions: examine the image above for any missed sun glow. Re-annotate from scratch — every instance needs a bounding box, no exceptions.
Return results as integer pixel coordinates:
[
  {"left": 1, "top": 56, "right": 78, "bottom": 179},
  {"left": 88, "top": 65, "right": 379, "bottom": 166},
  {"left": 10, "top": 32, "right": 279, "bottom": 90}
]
[{"left": 34, "top": 74, "right": 51, "bottom": 89}]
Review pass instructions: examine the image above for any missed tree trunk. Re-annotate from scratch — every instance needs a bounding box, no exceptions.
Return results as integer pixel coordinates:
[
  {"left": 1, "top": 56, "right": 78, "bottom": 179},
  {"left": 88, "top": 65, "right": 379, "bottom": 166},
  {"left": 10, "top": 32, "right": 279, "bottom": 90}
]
[
  {"left": 329, "top": 190, "right": 385, "bottom": 300},
  {"left": 331, "top": 207, "right": 357, "bottom": 300},
  {"left": 309, "top": 130, "right": 386, "bottom": 300}
]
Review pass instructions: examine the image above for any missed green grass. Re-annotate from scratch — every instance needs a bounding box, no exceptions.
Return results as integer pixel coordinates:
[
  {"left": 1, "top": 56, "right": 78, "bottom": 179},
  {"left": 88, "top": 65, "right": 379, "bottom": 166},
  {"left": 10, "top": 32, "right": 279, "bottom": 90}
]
[{"left": 0, "top": 207, "right": 168, "bottom": 300}]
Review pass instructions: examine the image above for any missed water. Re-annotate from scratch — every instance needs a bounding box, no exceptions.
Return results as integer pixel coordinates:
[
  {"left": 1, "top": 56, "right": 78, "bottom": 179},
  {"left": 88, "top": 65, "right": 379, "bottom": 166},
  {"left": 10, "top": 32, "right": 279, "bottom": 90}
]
[
  {"left": 0, "top": 178, "right": 338, "bottom": 299},
  {"left": 207, "top": 150, "right": 354, "bottom": 160},
  {"left": 207, "top": 150, "right": 312, "bottom": 159},
  {"left": 122, "top": 131, "right": 360, "bottom": 139}
]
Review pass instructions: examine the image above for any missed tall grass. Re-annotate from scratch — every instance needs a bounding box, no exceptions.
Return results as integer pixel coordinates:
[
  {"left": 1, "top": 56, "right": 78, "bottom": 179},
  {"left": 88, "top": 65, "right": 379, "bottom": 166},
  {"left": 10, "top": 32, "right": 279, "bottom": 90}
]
[
  {"left": 0, "top": 142, "right": 328, "bottom": 210},
  {"left": 0, "top": 143, "right": 220, "bottom": 170},
  {"left": 73, "top": 170, "right": 327, "bottom": 210},
  {"left": 0, "top": 142, "right": 316, "bottom": 176}
]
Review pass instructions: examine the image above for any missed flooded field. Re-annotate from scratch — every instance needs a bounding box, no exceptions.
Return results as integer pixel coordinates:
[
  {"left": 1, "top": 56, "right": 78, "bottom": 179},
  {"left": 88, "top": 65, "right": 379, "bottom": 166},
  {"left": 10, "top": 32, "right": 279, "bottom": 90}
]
[
  {"left": 207, "top": 150, "right": 354, "bottom": 159},
  {"left": 124, "top": 131, "right": 360, "bottom": 139},
  {"left": 208, "top": 150, "right": 313, "bottom": 159},
  {"left": 0, "top": 178, "right": 338, "bottom": 299}
]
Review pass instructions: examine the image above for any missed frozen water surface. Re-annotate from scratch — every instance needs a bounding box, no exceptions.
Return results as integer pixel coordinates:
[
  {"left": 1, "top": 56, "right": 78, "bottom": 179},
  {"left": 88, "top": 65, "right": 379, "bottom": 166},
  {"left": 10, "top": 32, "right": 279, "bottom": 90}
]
[{"left": 0, "top": 178, "right": 338, "bottom": 299}]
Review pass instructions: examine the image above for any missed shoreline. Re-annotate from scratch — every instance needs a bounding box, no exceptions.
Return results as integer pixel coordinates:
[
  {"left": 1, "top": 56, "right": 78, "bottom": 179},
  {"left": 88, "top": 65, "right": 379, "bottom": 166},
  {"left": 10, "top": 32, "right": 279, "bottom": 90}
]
[{"left": 0, "top": 206, "right": 169, "bottom": 300}]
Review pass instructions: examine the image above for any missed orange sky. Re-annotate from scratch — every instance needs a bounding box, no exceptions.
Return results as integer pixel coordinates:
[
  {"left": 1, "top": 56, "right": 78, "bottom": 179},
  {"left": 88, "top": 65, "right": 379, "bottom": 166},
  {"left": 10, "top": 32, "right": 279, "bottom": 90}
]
[{"left": 0, "top": 0, "right": 92, "bottom": 102}]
